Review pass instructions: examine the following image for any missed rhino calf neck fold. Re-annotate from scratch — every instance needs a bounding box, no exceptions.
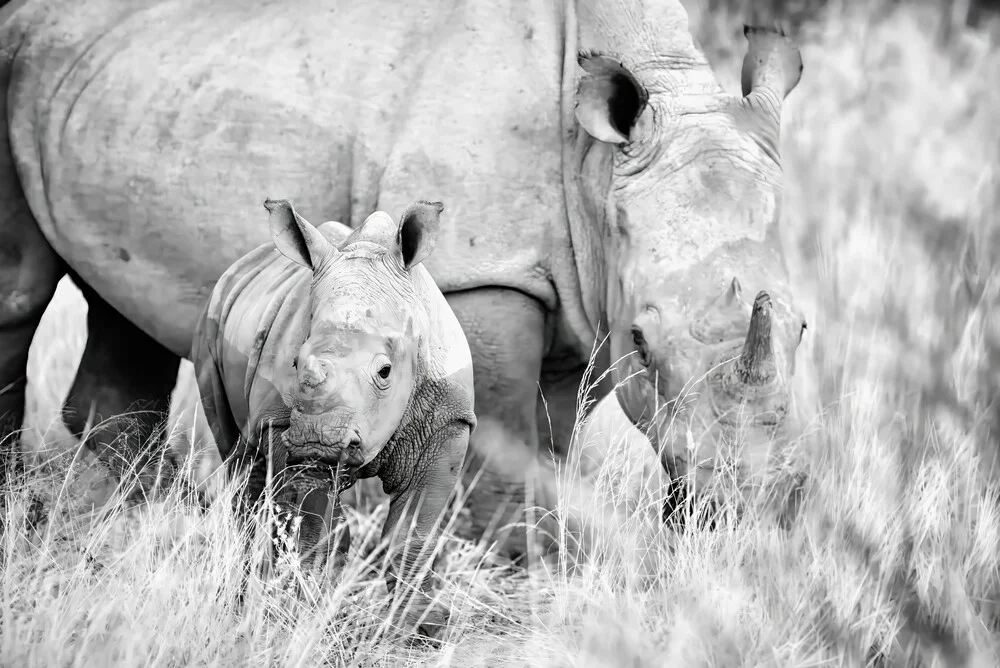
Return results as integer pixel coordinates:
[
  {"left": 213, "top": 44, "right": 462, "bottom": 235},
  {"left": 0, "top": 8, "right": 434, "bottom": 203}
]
[{"left": 191, "top": 197, "right": 475, "bottom": 640}]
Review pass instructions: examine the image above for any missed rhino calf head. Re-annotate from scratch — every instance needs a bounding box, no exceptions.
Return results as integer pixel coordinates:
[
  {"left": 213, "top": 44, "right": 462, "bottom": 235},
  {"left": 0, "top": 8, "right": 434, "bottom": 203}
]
[{"left": 263, "top": 197, "right": 444, "bottom": 480}]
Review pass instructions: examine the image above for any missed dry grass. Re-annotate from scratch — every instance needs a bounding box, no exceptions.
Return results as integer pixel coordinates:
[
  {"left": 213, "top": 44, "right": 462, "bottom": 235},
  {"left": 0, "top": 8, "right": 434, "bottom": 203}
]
[{"left": 4, "top": 2, "right": 1000, "bottom": 666}]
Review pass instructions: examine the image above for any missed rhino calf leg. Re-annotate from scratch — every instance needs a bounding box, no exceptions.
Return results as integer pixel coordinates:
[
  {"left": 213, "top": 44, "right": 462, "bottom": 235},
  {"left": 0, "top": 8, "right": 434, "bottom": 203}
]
[
  {"left": 445, "top": 287, "right": 547, "bottom": 563},
  {"left": 288, "top": 487, "right": 349, "bottom": 578},
  {"left": 61, "top": 278, "right": 180, "bottom": 499}
]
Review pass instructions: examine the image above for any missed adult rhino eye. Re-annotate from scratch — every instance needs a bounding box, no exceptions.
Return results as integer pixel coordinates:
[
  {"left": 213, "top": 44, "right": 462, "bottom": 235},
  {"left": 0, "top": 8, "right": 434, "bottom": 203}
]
[
  {"left": 630, "top": 325, "right": 651, "bottom": 367},
  {"left": 378, "top": 364, "right": 391, "bottom": 380}
]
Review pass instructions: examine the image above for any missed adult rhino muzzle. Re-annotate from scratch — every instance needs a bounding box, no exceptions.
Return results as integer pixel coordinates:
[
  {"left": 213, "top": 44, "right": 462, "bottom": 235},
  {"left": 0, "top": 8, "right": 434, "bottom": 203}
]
[{"left": 619, "top": 277, "right": 805, "bottom": 507}]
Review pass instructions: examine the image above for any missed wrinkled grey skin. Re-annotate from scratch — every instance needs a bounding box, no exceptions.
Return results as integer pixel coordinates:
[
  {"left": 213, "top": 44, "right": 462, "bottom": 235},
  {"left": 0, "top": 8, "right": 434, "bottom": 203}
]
[
  {"left": 192, "top": 198, "right": 476, "bottom": 638},
  {"left": 0, "top": 0, "right": 806, "bottom": 559}
]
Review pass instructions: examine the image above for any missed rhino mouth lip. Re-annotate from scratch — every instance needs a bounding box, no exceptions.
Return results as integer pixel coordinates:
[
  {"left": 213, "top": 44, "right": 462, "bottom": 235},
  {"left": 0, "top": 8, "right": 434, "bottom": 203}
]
[
  {"left": 284, "top": 448, "right": 364, "bottom": 470},
  {"left": 282, "top": 452, "right": 363, "bottom": 495},
  {"left": 627, "top": 370, "right": 787, "bottom": 434},
  {"left": 282, "top": 421, "right": 365, "bottom": 469},
  {"left": 713, "top": 408, "right": 784, "bottom": 428}
]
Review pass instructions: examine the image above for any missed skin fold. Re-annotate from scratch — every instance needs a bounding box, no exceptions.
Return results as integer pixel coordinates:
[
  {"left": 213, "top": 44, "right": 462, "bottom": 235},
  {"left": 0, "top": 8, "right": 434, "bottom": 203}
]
[
  {"left": 191, "top": 198, "right": 476, "bottom": 639},
  {"left": 0, "top": 0, "right": 807, "bottom": 559}
]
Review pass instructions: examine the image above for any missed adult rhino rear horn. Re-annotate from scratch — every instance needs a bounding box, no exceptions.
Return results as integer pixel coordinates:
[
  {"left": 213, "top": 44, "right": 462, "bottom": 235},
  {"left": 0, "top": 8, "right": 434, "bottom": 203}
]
[{"left": 739, "top": 24, "right": 804, "bottom": 161}]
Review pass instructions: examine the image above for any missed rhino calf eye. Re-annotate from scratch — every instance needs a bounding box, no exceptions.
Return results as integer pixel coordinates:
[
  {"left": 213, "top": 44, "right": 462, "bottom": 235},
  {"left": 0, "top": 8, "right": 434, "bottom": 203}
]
[
  {"left": 372, "top": 354, "right": 393, "bottom": 389},
  {"left": 292, "top": 357, "right": 298, "bottom": 369}
]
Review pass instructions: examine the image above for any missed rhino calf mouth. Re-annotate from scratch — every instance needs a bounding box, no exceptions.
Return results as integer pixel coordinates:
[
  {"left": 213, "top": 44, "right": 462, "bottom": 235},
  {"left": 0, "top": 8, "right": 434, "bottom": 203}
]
[
  {"left": 284, "top": 446, "right": 364, "bottom": 469},
  {"left": 283, "top": 418, "right": 365, "bottom": 472},
  {"left": 280, "top": 441, "right": 363, "bottom": 496}
]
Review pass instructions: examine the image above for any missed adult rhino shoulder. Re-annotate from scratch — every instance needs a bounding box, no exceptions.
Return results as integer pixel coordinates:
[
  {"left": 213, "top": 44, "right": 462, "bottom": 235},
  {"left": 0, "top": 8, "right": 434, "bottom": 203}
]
[
  {"left": 192, "top": 197, "right": 474, "bottom": 639},
  {"left": 0, "top": 0, "right": 809, "bottom": 559}
]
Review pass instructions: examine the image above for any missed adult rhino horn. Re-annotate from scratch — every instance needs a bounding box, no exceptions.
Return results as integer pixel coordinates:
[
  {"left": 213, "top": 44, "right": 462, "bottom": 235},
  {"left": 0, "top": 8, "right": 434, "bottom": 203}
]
[
  {"left": 735, "top": 291, "right": 776, "bottom": 386},
  {"left": 738, "top": 21, "right": 803, "bottom": 161}
]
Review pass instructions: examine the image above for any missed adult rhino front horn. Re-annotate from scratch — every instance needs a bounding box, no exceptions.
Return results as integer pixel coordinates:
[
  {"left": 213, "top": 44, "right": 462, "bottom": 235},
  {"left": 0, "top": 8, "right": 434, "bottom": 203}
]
[{"left": 735, "top": 291, "right": 779, "bottom": 388}]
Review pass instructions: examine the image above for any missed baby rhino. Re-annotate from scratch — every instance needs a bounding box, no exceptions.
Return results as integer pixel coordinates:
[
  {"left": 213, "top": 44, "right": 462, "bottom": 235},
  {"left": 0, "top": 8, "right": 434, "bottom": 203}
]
[{"left": 191, "top": 197, "right": 476, "bottom": 639}]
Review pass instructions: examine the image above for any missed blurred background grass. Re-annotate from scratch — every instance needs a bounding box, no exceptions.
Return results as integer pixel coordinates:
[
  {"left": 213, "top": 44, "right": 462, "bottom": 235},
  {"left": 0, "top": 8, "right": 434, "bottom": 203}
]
[
  {"left": 7, "top": 0, "right": 1000, "bottom": 665},
  {"left": 688, "top": 0, "right": 1000, "bottom": 664}
]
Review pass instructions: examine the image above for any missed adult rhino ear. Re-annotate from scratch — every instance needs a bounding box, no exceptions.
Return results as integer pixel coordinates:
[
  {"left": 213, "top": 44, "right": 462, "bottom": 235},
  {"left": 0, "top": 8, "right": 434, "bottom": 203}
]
[
  {"left": 394, "top": 200, "right": 443, "bottom": 269},
  {"left": 264, "top": 198, "right": 333, "bottom": 269},
  {"left": 574, "top": 52, "right": 648, "bottom": 145}
]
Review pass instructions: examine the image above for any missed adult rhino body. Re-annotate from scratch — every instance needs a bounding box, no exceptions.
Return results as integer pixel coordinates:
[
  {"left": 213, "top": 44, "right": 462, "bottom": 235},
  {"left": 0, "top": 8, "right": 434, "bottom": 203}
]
[{"left": 0, "top": 0, "right": 807, "bottom": 557}]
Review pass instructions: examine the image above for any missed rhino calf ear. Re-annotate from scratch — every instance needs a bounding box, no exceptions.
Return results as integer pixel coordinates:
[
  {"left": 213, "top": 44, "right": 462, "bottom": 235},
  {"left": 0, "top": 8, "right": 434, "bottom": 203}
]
[
  {"left": 396, "top": 200, "right": 443, "bottom": 269},
  {"left": 264, "top": 198, "right": 332, "bottom": 269},
  {"left": 574, "top": 52, "right": 648, "bottom": 145}
]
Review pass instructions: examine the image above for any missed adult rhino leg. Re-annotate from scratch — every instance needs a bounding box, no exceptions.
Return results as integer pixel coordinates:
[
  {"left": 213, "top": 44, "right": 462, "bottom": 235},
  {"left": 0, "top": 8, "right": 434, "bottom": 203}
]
[
  {"left": 0, "top": 49, "right": 66, "bottom": 490},
  {"left": 537, "top": 340, "right": 615, "bottom": 458},
  {"left": 534, "top": 350, "right": 616, "bottom": 564},
  {"left": 61, "top": 277, "right": 180, "bottom": 499},
  {"left": 0, "top": 207, "right": 64, "bottom": 489},
  {"left": 445, "top": 288, "right": 547, "bottom": 564}
]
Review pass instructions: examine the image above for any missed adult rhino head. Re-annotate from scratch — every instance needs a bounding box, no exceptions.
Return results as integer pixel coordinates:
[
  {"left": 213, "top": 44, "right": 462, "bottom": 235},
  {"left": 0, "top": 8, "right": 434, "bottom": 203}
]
[
  {"left": 266, "top": 198, "right": 446, "bottom": 477},
  {"left": 565, "top": 11, "right": 808, "bottom": 505}
]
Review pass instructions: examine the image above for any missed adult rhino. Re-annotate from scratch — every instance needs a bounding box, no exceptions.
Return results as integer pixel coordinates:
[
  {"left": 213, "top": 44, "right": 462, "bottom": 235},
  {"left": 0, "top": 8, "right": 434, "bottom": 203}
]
[{"left": 0, "top": 0, "right": 807, "bottom": 559}]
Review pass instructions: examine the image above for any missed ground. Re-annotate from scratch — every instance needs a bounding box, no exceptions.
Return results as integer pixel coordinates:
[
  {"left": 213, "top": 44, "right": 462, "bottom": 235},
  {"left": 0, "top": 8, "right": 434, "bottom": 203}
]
[{"left": 3, "top": 2, "right": 1000, "bottom": 666}]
